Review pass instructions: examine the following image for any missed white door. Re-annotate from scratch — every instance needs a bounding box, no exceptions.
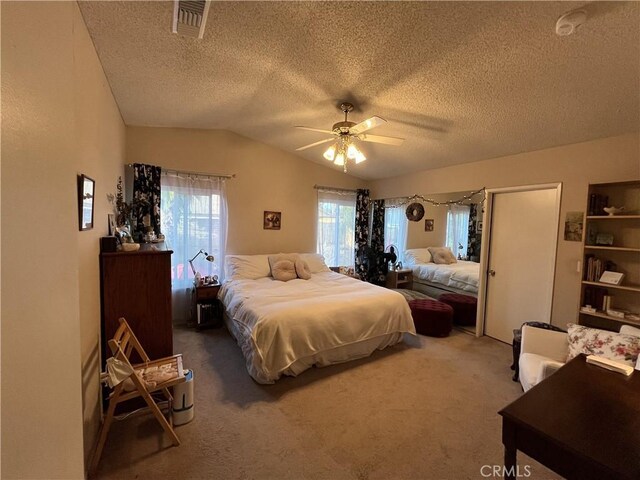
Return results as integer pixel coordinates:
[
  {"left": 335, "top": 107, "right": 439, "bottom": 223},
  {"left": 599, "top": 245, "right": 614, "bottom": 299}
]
[{"left": 484, "top": 188, "right": 560, "bottom": 344}]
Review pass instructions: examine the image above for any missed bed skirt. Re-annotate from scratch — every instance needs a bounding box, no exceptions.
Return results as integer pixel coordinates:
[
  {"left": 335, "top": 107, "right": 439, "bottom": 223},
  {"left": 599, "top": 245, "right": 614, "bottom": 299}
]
[
  {"left": 223, "top": 309, "right": 406, "bottom": 384},
  {"left": 412, "top": 279, "right": 478, "bottom": 299}
]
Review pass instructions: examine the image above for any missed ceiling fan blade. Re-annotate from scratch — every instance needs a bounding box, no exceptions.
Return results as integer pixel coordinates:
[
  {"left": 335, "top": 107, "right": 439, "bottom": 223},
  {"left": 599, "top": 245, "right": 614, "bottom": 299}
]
[
  {"left": 295, "top": 126, "right": 336, "bottom": 135},
  {"left": 358, "top": 133, "right": 405, "bottom": 146},
  {"left": 296, "top": 138, "right": 335, "bottom": 151},
  {"left": 349, "top": 116, "right": 387, "bottom": 135}
]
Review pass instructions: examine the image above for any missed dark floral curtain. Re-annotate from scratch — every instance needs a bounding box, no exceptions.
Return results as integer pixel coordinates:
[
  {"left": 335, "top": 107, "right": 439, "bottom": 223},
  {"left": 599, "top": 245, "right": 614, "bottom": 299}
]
[
  {"left": 354, "top": 189, "right": 370, "bottom": 280},
  {"left": 368, "top": 200, "right": 386, "bottom": 284},
  {"left": 133, "top": 163, "right": 162, "bottom": 236},
  {"left": 467, "top": 203, "right": 482, "bottom": 261}
]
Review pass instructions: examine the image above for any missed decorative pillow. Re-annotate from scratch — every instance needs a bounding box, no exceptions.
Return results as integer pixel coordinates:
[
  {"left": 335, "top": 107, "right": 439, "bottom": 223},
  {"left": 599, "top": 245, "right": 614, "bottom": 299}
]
[
  {"left": 225, "top": 255, "right": 271, "bottom": 280},
  {"left": 271, "top": 260, "right": 297, "bottom": 282},
  {"left": 295, "top": 258, "right": 312, "bottom": 280},
  {"left": 404, "top": 248, "right": 432, "bottom": 265},
  {"left": 428, "top": 247, "right": 457, "bottom": 265},
  {"left": 566, "top": 323, "right": 640, "bottom": 367},
  {"left": 620, "top": 325, "right": 640, "bottom": 338},
  {"left": 299, "top": 253, "right": 331, "bottom": 273},
  {"left": 268, "top": 253, "right": 300, "bottom": 277}
]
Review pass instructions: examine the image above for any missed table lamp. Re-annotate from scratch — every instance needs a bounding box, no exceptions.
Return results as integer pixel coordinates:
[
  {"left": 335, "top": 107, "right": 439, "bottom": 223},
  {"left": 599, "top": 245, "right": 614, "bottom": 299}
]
[{"left": 189, "top": 249, "right": 214, "bottom": 278}]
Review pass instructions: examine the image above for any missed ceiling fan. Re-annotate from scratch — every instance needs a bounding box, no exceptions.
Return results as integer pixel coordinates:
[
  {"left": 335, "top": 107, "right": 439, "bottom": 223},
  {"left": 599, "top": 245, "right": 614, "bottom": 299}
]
[{"left": 295, "top": 102, "right": 405, "bottom": 173}]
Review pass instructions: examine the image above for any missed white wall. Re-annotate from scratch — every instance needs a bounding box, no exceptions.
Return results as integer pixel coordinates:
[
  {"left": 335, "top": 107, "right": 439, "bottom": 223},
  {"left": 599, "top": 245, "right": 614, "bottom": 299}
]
[
  {"left": 1, "top": 2, "right": 126, "bottom": 477},
  {"left": 370, "top": 133, "right": 640, "bottom": 328},
  {"left": 126, "top": 127, "right": 367, "bottom": 255}
]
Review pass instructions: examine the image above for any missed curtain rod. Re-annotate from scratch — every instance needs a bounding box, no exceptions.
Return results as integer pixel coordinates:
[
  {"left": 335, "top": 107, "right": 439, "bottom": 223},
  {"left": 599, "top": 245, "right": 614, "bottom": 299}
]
[
  {"left": 127, "top": 164, "right": 235, "bottom": 179},
  {"left": 314, "top": 184, "right": 358, "bottom": 194}
]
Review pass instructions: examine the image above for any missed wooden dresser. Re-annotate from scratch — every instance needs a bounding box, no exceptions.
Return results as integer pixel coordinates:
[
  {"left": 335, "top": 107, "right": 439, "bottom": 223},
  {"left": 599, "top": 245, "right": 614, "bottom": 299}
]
[{"left": 100, "top": 248, "right": 173, "bottom": 363}]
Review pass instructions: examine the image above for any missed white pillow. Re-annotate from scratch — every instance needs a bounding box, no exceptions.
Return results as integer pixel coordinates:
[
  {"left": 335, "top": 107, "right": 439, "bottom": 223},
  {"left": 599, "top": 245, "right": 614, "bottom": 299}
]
[
  {"left": 225, "top": 254, "right": 271, "bottom": 280},
  {"left": 620, "top": 325, "right": 640, "bottom": 337},
  {"left": 404, "top": 248, "right": 432, "bottom": 265},
  {"left": 299, "top": 253, "right": 331, "bottom": 273}
]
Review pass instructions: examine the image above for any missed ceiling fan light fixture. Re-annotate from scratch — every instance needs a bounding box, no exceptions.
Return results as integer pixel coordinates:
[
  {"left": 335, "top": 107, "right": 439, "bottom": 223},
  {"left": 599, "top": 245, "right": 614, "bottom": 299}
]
[
  {"left": 346, "top": 143, "right": 359, "bottom": 160},
  {"left": 323, "top": 145, "right": 336, "bottom": 161},
  {"left": 295, "top": 101, "right": 405, "bottom": 174}
]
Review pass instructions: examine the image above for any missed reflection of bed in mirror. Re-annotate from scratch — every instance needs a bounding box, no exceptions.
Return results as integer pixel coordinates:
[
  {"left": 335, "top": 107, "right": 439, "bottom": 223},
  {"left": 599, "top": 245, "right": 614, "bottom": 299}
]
[{"left": 405, "top": 248, "right": 479, "bottom": 298}]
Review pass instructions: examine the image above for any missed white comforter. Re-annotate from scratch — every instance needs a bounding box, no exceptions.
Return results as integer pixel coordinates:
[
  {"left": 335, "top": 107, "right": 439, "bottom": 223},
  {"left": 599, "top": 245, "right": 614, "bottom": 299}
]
[
  {"left": 220, "top": 271, "right": 415, "bottom": 383},
  {"left": 410, "top": 260, "right": 479, "bottom": 294}
]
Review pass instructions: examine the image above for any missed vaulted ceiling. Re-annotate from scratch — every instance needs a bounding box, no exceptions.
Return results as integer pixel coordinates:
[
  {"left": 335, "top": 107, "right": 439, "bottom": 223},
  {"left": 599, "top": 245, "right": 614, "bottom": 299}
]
[{"left": 79, "top": 1, "right": 639, "bottom": 180}]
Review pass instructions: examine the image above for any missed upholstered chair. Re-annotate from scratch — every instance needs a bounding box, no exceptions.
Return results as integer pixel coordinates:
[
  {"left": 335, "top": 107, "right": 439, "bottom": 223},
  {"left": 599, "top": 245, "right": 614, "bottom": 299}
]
[{"left": 519, "top": 324, "right": 640, "bottom": 392}]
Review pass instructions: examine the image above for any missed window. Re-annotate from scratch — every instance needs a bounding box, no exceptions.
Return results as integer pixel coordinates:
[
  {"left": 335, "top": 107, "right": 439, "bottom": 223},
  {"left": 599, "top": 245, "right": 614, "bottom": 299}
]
[
  {"left": 161, "top": 174, "right": 227, "bottom": 290},
  {"left": 384, "top": 204, "right": 408, "bottom": 262},
  {"left": 445, "top": 205, "right": 470, "bottom": 259},
  {"left": 317, "top": 190, "right": 356, "bottom": 267}
]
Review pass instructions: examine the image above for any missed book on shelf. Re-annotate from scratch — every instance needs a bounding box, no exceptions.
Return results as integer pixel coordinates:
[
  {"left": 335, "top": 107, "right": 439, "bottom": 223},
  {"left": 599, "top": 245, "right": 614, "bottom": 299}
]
[
  {"left": 583, "top": 285, "right": 608, "bottom": 312},
  {"left": 584, "top": 256, "right": 617, "bottom": 282},
  {"left": 588, "top": 194, "right": 609, "bottom": 216}
]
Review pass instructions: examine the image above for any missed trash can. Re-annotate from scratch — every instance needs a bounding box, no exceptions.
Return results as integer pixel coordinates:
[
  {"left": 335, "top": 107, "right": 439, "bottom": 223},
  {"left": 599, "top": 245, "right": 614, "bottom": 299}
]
[{"left": 172, "top": 369, "right": 194, "bottom": 425}]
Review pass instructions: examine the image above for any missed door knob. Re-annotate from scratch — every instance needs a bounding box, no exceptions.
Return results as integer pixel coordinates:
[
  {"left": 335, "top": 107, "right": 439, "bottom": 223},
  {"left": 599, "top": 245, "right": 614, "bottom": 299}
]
[{"left": 488, "top": 269, "right": 496, "bottom": 277}]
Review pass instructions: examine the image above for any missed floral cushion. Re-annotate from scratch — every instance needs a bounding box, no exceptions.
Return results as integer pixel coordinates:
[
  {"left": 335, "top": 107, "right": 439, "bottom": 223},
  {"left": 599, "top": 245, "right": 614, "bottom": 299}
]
[{"left": 567, "top": 323, "right": 640, "bottom": 367}]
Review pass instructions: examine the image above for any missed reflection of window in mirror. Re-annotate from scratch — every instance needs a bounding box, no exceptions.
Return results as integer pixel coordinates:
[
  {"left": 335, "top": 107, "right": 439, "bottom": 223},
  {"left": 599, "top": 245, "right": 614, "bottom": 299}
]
[
  {"left": 445, "top": 205, "right": 470, "bottom": 258},
  {"left": 78, "top": 174, "right": 95, "bottom": 231}
]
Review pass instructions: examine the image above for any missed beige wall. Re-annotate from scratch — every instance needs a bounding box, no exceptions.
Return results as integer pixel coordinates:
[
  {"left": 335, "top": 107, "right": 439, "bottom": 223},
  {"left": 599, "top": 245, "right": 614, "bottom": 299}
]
[
  {"left": 73, "top": 2, "right": 127, "bottom": 469},
  {"left": 126, "top": 127, "right": 367, "bottom": 256},
  {"left": 1, "top": 2, "right": 126, "bottom": 478},
  {"left": 371, "top": 133, "right": 640, "bottom": 328}
]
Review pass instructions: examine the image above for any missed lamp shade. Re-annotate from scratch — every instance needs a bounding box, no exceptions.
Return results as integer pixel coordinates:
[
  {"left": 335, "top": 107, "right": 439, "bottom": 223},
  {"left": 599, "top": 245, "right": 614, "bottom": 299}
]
[{"left": 323, "top": 145, "right": 336, "bottom": 161}]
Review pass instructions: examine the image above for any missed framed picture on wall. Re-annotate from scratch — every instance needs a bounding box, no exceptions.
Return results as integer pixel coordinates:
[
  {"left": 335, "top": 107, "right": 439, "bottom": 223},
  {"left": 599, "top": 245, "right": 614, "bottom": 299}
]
[
  {"left": 424, "top": 219, "right": 434, "bottom": 231},
  {"left": 263, "top": 211, "right": 281, "bottom": 230}
]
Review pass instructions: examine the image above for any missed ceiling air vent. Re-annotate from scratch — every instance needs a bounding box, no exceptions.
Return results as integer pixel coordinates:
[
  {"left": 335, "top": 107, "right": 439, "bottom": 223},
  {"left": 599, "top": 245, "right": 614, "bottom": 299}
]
[{"left": 172, "top": 0, "right": 211, "bottom": 39}]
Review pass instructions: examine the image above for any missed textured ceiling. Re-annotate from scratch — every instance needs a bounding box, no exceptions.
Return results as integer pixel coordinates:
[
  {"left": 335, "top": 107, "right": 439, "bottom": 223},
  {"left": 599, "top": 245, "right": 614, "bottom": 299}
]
[{"left": 79, "top": 1, "right": 640, "bottom": 180}]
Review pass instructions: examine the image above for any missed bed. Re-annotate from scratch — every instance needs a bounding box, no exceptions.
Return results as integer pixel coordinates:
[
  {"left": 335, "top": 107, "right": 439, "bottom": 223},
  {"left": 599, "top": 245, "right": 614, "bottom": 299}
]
[
  {"left": 220, "top": 253, "right": 416, "bottom": 384},
  {"left": 405, "top": 248, "right": 480, "bottom": 297}
]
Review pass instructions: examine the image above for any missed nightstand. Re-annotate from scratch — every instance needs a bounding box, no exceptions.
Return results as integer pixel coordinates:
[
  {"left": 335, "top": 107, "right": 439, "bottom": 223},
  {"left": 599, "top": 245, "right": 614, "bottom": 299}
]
[
  {"left": 192, "top": 283, "right": 222, "bottom": 330},
  {"left": 386, "top": 269, "right": 413, "bottom": 290}
]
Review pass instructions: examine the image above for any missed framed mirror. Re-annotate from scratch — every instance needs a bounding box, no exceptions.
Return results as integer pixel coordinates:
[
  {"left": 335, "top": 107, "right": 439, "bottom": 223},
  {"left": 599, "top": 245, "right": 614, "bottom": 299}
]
[{"left": 78, "top": 174, "right": 95, "bottom": 231}]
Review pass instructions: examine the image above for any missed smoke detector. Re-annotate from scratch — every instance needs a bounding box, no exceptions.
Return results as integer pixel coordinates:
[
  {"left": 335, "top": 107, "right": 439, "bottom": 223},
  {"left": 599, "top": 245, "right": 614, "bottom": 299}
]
[
  {"left": 555, "top": 9, "right": 587, "bottom": 36},
  {"left": 172, "top": 0, "right": 211, "bottom": 39}
]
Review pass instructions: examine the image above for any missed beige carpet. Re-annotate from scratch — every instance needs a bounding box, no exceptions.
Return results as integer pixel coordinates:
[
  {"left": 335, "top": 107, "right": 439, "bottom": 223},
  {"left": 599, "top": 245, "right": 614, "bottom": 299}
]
[{"left": 94, "top": 327, "right": 560, "bottom": 480}]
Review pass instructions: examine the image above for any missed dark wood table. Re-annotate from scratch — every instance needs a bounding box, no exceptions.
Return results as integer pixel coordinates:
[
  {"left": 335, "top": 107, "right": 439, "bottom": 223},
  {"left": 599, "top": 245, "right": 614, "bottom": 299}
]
[{"left": 499, "top": 354, "right": 640, "bottom": 480}]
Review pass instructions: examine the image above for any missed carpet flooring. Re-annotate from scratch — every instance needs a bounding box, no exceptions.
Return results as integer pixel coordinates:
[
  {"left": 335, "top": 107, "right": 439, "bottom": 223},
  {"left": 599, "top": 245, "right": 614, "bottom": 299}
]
[{"left": 94, "top": 326, "right": 560, "bottom": 480}]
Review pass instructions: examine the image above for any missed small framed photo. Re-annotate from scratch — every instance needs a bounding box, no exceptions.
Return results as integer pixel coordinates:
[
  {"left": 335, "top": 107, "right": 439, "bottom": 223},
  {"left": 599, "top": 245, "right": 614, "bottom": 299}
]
[
  {"left": 477, "top": 220, "right": 483, "bottom": 233},
  {"left": 108, "top": 214, "right": 117, "bottom": 236},
  {"left": 263, "top": 211, "right": 281, "bottom": 230},
  {"left": 424, "top": 219, "right": 434, "bottom": 232},
  {"left": 599, "top": 271, "right": 624, "bottom": 285}
]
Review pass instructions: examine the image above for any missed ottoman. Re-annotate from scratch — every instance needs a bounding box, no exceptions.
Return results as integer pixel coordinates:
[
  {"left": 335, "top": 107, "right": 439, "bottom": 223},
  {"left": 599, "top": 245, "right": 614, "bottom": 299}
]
[
  {"left": 408, "top": 299, "right": 453, "bottom": 337},
  {"left": 439, "top": 293, "right": 477, "bottom": 326}
]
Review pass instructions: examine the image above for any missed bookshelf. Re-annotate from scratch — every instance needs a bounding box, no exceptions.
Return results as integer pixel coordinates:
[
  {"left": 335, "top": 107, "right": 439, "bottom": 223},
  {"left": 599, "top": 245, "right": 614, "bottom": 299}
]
[{"left": 578, "top": 181, "right": 640, "bottom": 330}]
